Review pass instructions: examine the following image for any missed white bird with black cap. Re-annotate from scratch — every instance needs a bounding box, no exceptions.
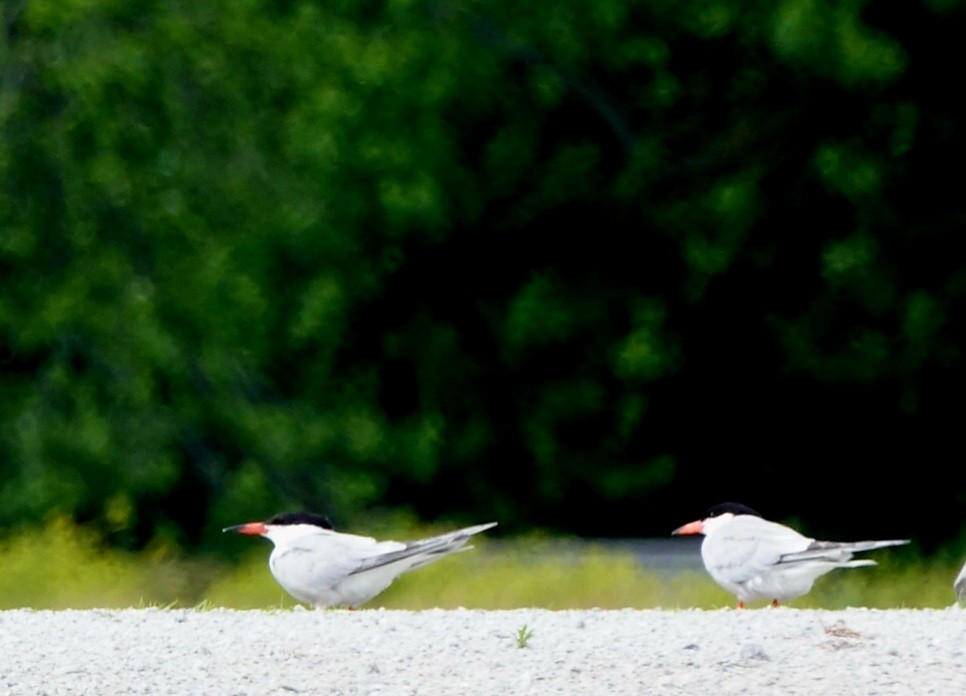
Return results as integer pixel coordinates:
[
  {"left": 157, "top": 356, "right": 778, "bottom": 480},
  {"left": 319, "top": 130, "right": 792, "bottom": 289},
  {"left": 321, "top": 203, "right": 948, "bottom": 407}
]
[
  {"left": 672, "top": 502, "right": 910, "bottom": 608},
  {"left": 224, "top": 511, "right": 497, "bottom": 608}
]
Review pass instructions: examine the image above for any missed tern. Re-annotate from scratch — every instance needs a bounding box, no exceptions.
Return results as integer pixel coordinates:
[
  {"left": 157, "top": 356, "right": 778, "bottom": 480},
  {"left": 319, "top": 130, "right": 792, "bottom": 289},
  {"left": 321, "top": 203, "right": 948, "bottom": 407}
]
[
  {"left": 223, "top": 512, "right": 497, "bottom": 608},
  {"left": 956, "top": 559, "right": 966, "bottom": 605},
  {"left": 672, "top": 502, "right": 909, "bottom": 608}
]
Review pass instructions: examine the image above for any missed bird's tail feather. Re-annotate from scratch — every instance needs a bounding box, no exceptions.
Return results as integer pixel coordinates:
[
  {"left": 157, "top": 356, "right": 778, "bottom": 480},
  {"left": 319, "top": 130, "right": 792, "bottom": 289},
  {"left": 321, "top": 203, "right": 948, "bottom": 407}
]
[
  {"left": 841, "top": 559, "right": 877, "bottom": 568},
  {"left": 350, "top": 522, "right": 497, "bottom": 575}
]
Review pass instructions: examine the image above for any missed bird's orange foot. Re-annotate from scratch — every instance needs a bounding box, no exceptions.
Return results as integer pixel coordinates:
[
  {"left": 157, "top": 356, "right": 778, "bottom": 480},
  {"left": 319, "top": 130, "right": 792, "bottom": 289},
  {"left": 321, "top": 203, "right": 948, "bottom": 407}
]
[
  {"left": 771, "top": 599, "right": 780, "bottom": 607},
  {"left": 737, "top": 601, "right": 745, "bottom": 609}
]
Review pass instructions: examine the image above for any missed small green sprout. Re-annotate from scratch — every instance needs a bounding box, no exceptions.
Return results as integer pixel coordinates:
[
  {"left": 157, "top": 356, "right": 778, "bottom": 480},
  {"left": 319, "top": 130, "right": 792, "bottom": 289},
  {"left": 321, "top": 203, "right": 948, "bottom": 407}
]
[{"left": 515, "top": 624, "right": 534, "bottom": 648}]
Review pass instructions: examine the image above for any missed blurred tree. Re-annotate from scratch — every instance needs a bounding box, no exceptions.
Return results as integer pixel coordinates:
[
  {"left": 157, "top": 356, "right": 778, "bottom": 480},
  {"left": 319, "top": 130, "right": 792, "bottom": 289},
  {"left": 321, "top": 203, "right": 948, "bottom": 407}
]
[{"left": 1, "top": 0, "right": 963, "bottom": 549}]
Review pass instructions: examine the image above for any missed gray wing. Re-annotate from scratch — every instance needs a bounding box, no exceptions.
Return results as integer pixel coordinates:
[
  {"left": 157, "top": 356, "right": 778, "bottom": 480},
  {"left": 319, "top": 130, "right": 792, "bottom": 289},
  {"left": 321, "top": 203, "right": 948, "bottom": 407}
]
[
  {"left": 271, "top": 529, "right": 407, "bottom": 592},
  {"left": 351, "top": 522, "right": 498, "bottom": 575},
  {"left": 703, "top": 516, "right": 813, "bottom": 583}
]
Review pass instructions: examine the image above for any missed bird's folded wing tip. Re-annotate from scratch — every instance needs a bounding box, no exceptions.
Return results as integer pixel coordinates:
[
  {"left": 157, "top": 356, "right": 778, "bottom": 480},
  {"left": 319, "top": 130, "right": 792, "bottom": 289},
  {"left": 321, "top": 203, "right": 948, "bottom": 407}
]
[{"left": 468, "top": 521, "right": 498, "bottom": 532}]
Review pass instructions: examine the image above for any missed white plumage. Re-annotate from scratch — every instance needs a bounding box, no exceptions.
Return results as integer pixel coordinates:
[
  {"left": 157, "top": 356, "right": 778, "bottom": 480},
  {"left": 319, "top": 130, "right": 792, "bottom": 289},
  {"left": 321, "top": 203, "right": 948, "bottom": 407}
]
[
  {"left": 225, "top": 513, "right": 497, "bottom": 608},
  {"left": 674, "top": 503, "right": 909, "bottom": 607}
]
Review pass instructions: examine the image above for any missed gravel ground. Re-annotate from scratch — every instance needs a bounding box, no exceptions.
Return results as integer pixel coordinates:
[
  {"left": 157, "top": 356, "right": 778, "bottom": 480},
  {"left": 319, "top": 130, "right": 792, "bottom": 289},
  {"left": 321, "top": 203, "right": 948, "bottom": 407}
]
[{"left": 1, "top": 607, "right": 963, "bottom": 695}]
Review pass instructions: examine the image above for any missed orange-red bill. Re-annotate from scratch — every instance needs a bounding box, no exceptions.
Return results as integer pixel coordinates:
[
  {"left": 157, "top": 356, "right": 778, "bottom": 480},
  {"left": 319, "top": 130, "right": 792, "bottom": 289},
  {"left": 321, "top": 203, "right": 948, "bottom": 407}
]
[
  {"left": 671, "top": 520, "right": 704, "bottom": 536},
  {"left": 222, "top": 522, "right": 268, "bottom": 536}
]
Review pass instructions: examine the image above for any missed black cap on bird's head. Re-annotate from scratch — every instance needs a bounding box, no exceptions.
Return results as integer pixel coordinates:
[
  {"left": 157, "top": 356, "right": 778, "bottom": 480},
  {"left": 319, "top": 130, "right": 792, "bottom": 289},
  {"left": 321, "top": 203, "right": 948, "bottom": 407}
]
[
  {"left": 704, "top": 502, "right": 761, "bottom": 519},
  {"left": 265, "top": 511, "right": 334, "bottom": 529},
  {"left": 672, "top": 502, "right": 762, "bottom": 536},
  {"left": 223, "top": 510, "right": 334, "bottom": 536}
]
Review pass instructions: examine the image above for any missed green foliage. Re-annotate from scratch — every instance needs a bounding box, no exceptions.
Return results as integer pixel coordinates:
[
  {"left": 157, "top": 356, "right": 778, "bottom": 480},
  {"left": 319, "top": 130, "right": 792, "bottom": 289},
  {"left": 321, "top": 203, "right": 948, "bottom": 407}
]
[{"left": 1, "top": 0, "right": 964, "bottom": 543}]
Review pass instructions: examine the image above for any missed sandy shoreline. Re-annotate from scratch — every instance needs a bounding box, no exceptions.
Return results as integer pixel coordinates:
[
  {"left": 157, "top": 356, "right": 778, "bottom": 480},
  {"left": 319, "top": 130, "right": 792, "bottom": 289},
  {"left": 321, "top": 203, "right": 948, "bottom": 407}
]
[{"left": 1, "top": 607, "right": 963, "bottom": 695}]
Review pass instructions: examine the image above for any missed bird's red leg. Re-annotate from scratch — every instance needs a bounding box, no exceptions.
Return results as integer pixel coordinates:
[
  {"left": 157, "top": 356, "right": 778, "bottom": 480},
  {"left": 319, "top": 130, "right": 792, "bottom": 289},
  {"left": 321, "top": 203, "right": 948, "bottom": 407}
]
[
  {"left": 771, "top": 599, "right": 780, "bottom": 607},
  {"left": 737, "top": 601, "right": 745, "bottom": 609}
]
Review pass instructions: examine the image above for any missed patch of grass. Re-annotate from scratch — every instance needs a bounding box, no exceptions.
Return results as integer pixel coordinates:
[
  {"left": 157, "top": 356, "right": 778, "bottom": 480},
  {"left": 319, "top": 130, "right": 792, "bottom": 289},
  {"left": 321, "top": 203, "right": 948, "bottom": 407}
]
[
  {"left": 515, "top": 624, "right": 534, "bottom": 648},
  {"left": 366, "top": 541, "right": 725, "bottom": 610},
  {"left": 0, "top": 519, "right": 960, "bottom": 610},
  {"left": 134, "top": 598, "right": 179, "bottom": 610},
  {"left": 790, "top": 551, "right": 957, "bottom": 609},
  {"left": 0, "top": 517, "right": 214, "bottom": 609},
  {"left": 202, "top": 550, "right": 303, "bottom": 609}
]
